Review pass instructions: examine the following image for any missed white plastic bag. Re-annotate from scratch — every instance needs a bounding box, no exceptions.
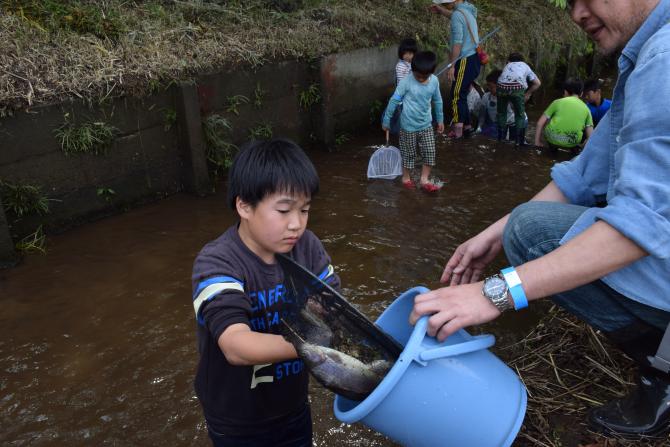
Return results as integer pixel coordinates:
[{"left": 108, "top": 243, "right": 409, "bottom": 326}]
[{"left": 367, "top": 145, "right": 402, "bottom": 180}]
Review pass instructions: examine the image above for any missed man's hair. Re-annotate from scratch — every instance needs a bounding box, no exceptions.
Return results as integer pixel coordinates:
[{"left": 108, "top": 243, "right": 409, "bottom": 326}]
[
  {"left": 564, "top": 77, "right": 584, "bottom": 96},
  {"left": 486, "top": 69, "right": 503, "bottom": 83},
  {"left": 507, "top": 52, "right": 525, "bottom": 63},
  {"left": 227, "top": 139, "right": 319, "bottom": 210},
  {"left": 411, "top": 51, "right": 438, "bottom": 75},
  {"left": 398, "top": 38, "right": 418, "bottom": 59},
  {"left": 583, "top": 78, "right": 602, "bottom": 94}
]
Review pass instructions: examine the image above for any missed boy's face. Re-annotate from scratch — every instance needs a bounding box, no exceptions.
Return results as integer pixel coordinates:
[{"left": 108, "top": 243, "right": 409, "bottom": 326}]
[
  {"left": 237, "top": 191, "right": 311, "bottom": 262},
  {"left": 583, "top": 89, "right": 601, "bottom": 104},
  {"left": 413, "top": 72, "right": 430, "bottom": 84},
  {"left": 487, "top": 81, "right": 497, "bottom": 96},
  {"left": 402, "top": 51, "right": 414, "bottom": 63}
]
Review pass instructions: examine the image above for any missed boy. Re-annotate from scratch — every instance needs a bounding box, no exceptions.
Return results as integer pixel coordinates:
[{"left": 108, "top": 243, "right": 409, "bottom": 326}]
[
  {"left": 391, "top": 38, "right": 418, "bottom": 136},
  {"left": 583, "top": 78, "right": 611, "bottom": 127},
  {"left": 496, "top": 52, "right": 541, "bottom": 146},
  {"left": 478, "top": 69, "right": 528, "bottom": 140},
  {"left": 191, "top": 139, "right": 339, "bottom": 447},
  {"left": 534, "top": 78, "right": 594, "bottom": 152},
  {"left": 382, "top": 51, "right": 445, "bottom": 193}
]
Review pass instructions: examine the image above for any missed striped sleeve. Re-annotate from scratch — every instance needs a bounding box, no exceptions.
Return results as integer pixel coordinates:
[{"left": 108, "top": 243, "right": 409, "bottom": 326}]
[{"left": 192, "top": 275, "right": 245, "bottom": 324}]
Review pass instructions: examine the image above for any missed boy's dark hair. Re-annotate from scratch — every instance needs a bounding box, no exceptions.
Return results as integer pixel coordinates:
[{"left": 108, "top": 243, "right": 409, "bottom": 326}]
[
  {"left": 398, "top": 38, "right": 418, "bottom": 59},
  {"left": 583, "top": 78, "right": 602, "bottom": 93},
  {"left": 507, "top": 52, "right": 525, "bottom": 63},
  {"left": 564, "top": 77, "right": 584, "bottom": 96},
  {"left": 411, "top": 51, "right": 437, "bottom": 75},
  {"left": 486, "top": 69, "right": 503, "bottom": 83},
  {"left": 227, "top": 139, "right": 319, "bottom": 210}
]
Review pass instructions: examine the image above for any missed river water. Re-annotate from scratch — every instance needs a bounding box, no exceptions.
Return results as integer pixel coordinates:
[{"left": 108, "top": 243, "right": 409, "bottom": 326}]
[{"left": 0, "top": 128, "right": 575, "bottom": 446}]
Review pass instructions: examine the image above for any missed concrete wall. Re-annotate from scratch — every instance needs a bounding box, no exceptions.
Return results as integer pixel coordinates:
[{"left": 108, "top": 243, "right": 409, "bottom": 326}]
[
  {"left": 320, "top": 47, "right": 397, "bottom": 146},
  {"left": 0, "top": 47, "right": 399, "bottom": 265}
]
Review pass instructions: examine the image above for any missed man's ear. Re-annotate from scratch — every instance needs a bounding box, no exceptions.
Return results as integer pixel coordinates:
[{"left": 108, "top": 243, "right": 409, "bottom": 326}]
[{"left": 236, "top": 197, "right": 253, "bottom": 219}]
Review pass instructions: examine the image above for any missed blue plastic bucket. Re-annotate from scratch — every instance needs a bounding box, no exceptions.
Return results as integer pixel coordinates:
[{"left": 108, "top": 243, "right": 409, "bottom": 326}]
[{"left": 334, "top": 287, "right": 527, "bottom": 447}]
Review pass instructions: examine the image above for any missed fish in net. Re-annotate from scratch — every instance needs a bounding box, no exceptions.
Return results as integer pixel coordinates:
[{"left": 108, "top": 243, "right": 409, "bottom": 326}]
[{"left": 277, "top": 254, "right": 402, "bottom": 401}]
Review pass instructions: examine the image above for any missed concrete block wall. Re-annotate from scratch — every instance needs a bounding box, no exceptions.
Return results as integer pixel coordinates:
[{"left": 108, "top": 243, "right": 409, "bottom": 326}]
[{"left": 0, "top": 46, "right": 402, "bottom": 264}]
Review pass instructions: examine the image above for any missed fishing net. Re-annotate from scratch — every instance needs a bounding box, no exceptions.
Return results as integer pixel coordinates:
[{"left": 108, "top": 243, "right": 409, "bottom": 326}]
[
  {"left": 277, "top": 254, "right": 402, "bottom": 400},
  {"left": 367, "top": 145, "right": 402, "bottom": 180}
]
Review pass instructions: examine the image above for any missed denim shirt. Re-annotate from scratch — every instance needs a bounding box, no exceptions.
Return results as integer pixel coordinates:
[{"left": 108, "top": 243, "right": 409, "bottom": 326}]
[
  {"left": 551, "top": 0, "right": 670, "bottom": 311},
  {"left": 450, "top": 2, "right": 478, "bottom": 59}
]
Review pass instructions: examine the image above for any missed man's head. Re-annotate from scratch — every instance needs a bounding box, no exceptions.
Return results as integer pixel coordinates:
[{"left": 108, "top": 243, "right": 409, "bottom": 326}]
[
  {"left": 411, "top": 51, "right": 437, "bottom": 83},
  {"left": 583, "top": 78, "right": 603, "bottom": 105},
  {"left": 398, "top": 38, "right": 418, "bottom": 62},
  {"left": 563, "top": 77, "right": 584, "bottom": 97},
  {"left": 485, "top": 69, "right": 502, "bottom": 95},
  {"left": 568, "top": 0, "right": 660, "bottom": 55},
  {"left": 432, "top": 0, "right": 458, "bottom": 10}
]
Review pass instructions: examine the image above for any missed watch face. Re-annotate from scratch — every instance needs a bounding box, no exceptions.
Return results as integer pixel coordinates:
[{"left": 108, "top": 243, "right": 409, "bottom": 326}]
[{"left": 484, "top": 276, "right": 507, "bottom": 298}]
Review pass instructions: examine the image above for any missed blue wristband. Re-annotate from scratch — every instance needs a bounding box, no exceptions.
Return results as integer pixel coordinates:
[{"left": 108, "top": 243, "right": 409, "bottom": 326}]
[{"left": 501, "top": 267, "right": 528, "bottom": 310}]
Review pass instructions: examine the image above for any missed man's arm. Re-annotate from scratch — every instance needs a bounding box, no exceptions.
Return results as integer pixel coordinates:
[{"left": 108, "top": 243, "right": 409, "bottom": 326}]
[
  {"left": 413, "top": 219, "right": 647, "bottom": 341},
  {"left": 429, "top": 4, "right": 453, "bottom": 18}
]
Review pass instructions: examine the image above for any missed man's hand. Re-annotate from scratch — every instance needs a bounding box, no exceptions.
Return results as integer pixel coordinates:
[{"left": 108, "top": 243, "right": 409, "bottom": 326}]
[
  {"left": 441, "top": 231, "right": 503, "bottom": 286},
  {"left": 436, "top": 123, "right": 445, "bottom": 134},
  {"left": 409, "top": 282, "right": 501, "bottom": 341},
  {"left": 447, "top": 66, "right": 456, "bottom": 83},
  {"left": 382, "top": 126, "right": 389, "bottom": 132}
]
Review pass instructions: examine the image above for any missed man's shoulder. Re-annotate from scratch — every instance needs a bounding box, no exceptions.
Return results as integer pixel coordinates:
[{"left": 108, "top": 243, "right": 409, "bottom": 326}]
[{"left": 639, "top": 23, "right": 670, "bottom": 64}]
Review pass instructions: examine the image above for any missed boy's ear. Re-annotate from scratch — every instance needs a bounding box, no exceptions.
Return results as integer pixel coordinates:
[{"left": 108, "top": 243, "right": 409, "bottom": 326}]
[{"left": 236, "top": 197, "right": 253, "bottom": 219}]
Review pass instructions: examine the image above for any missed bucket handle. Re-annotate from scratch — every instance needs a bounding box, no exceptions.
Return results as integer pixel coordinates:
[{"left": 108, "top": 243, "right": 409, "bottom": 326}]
[
  {"left": 414, "top": 315, "right": 495, "bottom": 363},
  {"left": 418, "top": 334, "right": 496, "bottom": 362}
]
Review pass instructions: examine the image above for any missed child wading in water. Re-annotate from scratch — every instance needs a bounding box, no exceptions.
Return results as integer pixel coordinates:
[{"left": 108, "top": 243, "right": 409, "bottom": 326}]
[
  {"left": 496, "top": 52, "right": 541, "bottom": 146},
  {"left": 382, "top": 51, "right": 445, "bottom": 193},
  {"left": 390, "top": 38, "right": 418, "bottom": 136},
  {"left": 191, "top": 139, "right": 340, "bottom": 447}
]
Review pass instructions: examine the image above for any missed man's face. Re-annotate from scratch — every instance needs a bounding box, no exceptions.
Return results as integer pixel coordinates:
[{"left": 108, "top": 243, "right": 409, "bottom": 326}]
[
  {"left": 568, "top": 0, "right": 657, "bottom": 55},
  {"left": 444, "top": 2, "right": 456, "bottom": 11}
]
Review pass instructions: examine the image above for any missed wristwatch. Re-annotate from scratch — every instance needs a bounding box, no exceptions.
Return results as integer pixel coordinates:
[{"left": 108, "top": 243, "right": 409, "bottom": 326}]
[{"left": 482, "top": 274, "right": 514, "bottom": 313}]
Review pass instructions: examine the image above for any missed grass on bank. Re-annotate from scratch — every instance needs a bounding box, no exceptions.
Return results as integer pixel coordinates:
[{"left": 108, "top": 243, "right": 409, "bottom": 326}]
[
  {"left": 501, "top": 305, "right": 669, "bottom": 447},
  {"left": 0, "top": 0, "right": 585, "bottom": 112}
]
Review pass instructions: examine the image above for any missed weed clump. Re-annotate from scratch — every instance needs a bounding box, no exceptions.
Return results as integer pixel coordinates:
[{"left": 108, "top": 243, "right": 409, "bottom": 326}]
[
  {"left": 0, "top": 180, "right": 50, "bottom": 218},
  {"left": 202, "top": 114, "right": 238, "bottom": 177},
  {"left": 54, "top": 119, "right": 118, "bottom": 156}
]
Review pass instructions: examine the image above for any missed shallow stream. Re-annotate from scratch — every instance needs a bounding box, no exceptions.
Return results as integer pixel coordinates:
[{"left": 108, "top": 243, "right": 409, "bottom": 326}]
[{"left": 0, "top": 127, "right": 574, "bottom": 445}]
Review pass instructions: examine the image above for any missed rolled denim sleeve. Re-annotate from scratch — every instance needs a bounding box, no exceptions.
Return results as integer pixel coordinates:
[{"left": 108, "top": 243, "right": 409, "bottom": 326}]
[
  {"left": 451, "top": 15, "right": 465, "bottom": 45},
  {"left": 550, "top": 115, "right": 610, "bottom": 206},
  {"left": 595, "top": 48, "right": 670, "bottom": 259}
]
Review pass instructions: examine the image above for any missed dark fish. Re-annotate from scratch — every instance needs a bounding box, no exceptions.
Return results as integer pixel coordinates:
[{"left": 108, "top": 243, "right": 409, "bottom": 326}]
[{"left": 283, "top": 320, "right": 391, "bottom": 401}]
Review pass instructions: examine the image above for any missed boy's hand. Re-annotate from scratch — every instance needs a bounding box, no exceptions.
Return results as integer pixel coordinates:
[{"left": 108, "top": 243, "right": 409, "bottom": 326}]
[
  {"left": 436, "top": 123, "right": 445, "bottom": 134},
  {"left": 524, "top": 92, "right": 532, "bottom": 102},
  {"left": 382, "top": 126, "right": 389, "bottom": 132}
]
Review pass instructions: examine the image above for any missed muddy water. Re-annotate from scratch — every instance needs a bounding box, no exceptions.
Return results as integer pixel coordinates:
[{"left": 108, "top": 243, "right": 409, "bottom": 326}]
[{"left": 0, "top": 129, "right": 574, "bottom": 446}]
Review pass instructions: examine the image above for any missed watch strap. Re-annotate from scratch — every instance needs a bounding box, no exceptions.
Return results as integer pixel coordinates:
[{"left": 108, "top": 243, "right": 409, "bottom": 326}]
[{"left": 501, "top": 267, "right": 528, "bottom": 310}]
